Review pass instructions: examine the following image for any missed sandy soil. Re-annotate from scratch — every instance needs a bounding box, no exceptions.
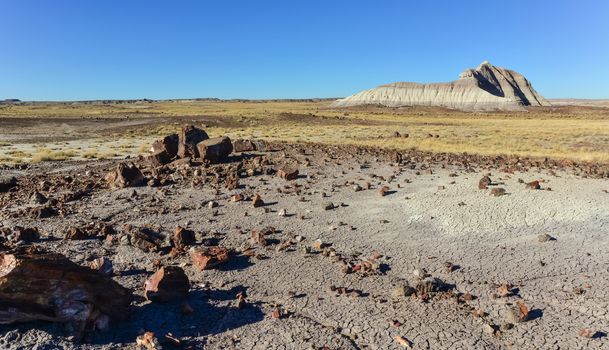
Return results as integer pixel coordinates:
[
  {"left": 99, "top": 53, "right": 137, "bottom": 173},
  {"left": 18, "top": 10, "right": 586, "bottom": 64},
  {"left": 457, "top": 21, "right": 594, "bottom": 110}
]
[{"left": 0, "top": 143, "right": 608, "bottom": 350}]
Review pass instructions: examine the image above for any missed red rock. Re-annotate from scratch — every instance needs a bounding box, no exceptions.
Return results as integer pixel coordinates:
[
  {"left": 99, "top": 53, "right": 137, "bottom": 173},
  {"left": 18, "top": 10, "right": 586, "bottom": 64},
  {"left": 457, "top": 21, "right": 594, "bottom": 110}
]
[
  {"left": 105, "top": 163, "right": 145, "bottom": 188},
  {"left": 178, "top": 125, "right": 209, "bottom": 159},
  {"left": 144, "top": 266, "right": 190, "bottom": 302},
  {"left": 196, "top": 136, "right": 233, "bottom": 163},
  {"left": 190, "top": 247, "right": 230, "bottom": 271}
]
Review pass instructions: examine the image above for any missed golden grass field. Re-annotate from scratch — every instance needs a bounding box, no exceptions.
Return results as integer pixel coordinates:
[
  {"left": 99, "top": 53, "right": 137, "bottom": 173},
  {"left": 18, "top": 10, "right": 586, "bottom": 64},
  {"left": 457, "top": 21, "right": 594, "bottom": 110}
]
[{"left": 1, "top": 100, "right": 609, "bottom": 163}]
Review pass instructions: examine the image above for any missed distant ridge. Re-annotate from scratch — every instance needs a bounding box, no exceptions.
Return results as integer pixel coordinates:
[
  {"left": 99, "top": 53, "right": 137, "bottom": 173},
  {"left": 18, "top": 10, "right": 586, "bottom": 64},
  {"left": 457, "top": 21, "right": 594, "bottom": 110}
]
[{"left": 332, "top": 61, "right": 549, "bottom": 111}]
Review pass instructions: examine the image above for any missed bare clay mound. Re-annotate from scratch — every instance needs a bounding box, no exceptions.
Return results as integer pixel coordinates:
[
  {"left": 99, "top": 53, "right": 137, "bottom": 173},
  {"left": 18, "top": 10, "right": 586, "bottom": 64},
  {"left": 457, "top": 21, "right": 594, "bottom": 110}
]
[
  {"left": 332, "top": 61, "right": 549, "bottom": 111},
  {"left": 0, "top": 127, "right": 607, "bottom": 350}
]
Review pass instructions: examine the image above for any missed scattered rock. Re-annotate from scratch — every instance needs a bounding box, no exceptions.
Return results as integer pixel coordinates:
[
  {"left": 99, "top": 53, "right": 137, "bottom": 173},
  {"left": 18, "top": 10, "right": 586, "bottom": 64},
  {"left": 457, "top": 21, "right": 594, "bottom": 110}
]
[
  {"left": 277, "top": 166, "right": 299, "bottom": 180},
  {"left": 172, "top": 226, "right": 196, "bottom": 250},
  {"left": 479, "top": 176, "right": 491, "bottom": 189},
  {"left": 105, "top": 163, "right": 145, "bottom": 188},
  {"left": 490, "top": 188, "right": 506, "bottom": 197},
  {"left": 190, "top": 247, "right": 230, "bottom": 271},
  {"left": 322, "top": 201, "right": 334, "bottom": 210},
  {"left": 252, "top": 194, "right": 264, "bottom": 208},
  {"left": 538, "top": 233, "right": 555, "bottom": 242},
  {"left": 136, "top": 331, "right": 162, "bottom": 350},
  {"left": 88, "top": 257, "right": 113, "bottom": 276},
  {"left": 579, "top": 328, "right": 599, "bottom": 338},
  {"left": 30, "top": 191, "right": 48, "bottom": 205},
  {"left": 144, "top": 266, "right": 190, "bottom": 302},
  {"left": 12, "top": 226, "right": 40, "bottom": 243},
  {"left": 526, "top": 180, "right": 541, "bottom": 190}
]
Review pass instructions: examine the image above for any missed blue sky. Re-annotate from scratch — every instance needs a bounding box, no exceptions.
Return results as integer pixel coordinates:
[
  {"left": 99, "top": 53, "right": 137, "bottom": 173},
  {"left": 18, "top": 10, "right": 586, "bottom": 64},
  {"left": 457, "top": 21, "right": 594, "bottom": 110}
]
[{"left": 1, "top": 0, "right": 608, "bottom": 100}]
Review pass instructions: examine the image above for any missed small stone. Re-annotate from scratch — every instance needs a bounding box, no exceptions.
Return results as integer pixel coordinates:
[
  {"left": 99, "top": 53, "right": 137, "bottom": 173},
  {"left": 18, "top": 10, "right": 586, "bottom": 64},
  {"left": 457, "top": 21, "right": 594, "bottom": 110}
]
[
  {"left": 579, "top": 328, "right": 598, "bottom": 338},
  {"left": 278, "top": 209, "right": 287, "bottom": 217},
  {"left": 88, "top": 257, "right": 113, "bottom": 276},
  {"left": 538, "top": 233, "right": 555, "bottom": 242},
  {"left": 322, "top": 201, "right": 334, "bottom": 210},
  {"left": 207, "top": 201, "right": 218, "bottom": 209},
  {"left": 252, "top": 194, "right": 264, "bottom": 208},
  {"left": 136, "top": 331, "right": 162, "bottom": 350},
  {"left": 490, "top": 188, "right": 506, "bottom": 197}
]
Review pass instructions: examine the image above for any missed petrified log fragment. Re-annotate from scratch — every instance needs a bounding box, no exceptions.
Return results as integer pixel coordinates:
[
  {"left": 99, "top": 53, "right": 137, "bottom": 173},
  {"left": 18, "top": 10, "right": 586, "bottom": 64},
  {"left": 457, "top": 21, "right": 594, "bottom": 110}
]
[
  {"left": 196, "top": 136, "right": 233, "bottom": 163},
  {"left": 144, "top": 266, "right": 190, "bottom": 302},
  {"left": 178, "top": 125, "right": 209, "bottom": 159},
  {"left": 277, "top": 165, "right": 299, "bottom": 180},
  {"left": 151, "top": 133, "right": 179, "bottom": 158},
  {"left": 0, "top": 248, "right": 132, "bottom": 331},
  {"left": 105, "top": 163, "right": 145, "bottom": 188},
  {"left": 190, "top": 247, "right": 230, "bottom": 271},
  {"left": 172, "top": 226, "right": 196, "bottom": 250}
]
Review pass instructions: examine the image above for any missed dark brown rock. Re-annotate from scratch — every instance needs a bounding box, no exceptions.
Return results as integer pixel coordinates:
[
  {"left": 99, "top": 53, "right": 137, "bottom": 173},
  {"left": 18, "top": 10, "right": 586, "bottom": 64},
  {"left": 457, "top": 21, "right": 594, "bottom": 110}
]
[
  {"left": 0, "top": 175, "right": 17, "bottom": 192},
  {"left": 144, "top": 266, "right": 190, "bottom": 302},
  {"left": 196, "top": 136, "right": 233, "bottom": 163},
  {"left": 105, "top": 163, "right": 145, "bottom": 188},
  {"left": 13, "top": 227, "right": 40, "bottom": 242},
  {"left": 146, "top": 150, "right": 172, "bottom": 167},
  {"left": 151, "top": 133, "right": 179, "bottom": 158},
  {"left": 252, "top": 193, "right": 264, "bottom": 208},
  {"left": 0, "top": 248, "right": 132, "bottom": 330},
  {"left": 65, "top": 227, "right": 88, "bottom": 240},
  {"left": 233, "top": 139, "right": 255, "bottom": 153},
  {"left": 172, "top": 226, "right": 196, "bottom": 250},
  {"left": 178, "top": 125, "right": 209, "bottom": 158},
  {"left": 277, "top": 166, "right": 299, "bottom": 180}
]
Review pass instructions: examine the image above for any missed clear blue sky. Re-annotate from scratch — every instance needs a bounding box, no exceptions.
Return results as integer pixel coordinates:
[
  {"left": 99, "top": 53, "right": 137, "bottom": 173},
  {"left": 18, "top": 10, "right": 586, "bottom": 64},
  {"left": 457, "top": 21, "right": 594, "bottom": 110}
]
[{"left": 1, "top": 0, "right": 608, "bottom": 101}]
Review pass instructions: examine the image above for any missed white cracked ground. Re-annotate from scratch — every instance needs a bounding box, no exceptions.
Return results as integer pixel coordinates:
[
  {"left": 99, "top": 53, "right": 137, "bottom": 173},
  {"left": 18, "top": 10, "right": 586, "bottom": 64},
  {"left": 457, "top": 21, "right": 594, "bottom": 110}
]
[{"left": 0, "top": 149, "right": 607, "bottom": 350}]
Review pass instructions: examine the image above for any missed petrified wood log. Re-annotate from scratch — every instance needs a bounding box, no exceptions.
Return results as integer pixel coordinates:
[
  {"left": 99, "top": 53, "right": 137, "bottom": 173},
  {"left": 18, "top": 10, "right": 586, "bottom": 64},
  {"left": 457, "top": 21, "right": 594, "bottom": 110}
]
[{"left": 0, "top": 248, "right": 132, "bottom": 331}]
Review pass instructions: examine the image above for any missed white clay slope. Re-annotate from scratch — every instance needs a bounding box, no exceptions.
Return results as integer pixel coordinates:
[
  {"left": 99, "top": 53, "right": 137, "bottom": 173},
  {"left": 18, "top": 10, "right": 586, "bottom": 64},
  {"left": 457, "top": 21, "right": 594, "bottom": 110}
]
[{"left": 332, "top": 61, "right": 549, "bottom": 110}]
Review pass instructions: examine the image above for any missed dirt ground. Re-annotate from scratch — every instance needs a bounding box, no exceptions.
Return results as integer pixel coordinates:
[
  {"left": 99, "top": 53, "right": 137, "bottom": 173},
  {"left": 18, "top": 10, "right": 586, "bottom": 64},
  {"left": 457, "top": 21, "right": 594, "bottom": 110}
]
[{"left": 0, "top": 141, "right": 607, "bottom": 350}]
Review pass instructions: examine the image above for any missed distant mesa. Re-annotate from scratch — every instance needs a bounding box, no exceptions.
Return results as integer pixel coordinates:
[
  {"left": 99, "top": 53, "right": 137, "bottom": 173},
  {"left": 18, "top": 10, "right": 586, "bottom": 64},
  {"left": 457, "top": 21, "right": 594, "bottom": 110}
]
[
  {"left": 332, "top": 61, "right": 549, "bottom": 111},
  {"left": 0, "top": 99, "right": 21, "bottom": 104}
]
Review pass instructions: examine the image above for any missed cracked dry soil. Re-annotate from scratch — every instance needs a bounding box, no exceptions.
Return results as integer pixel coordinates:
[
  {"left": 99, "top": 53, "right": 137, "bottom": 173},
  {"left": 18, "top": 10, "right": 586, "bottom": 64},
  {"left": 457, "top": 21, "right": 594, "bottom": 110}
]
[{"left": 0, "top": 142, "right": 608, "bottom": 350}]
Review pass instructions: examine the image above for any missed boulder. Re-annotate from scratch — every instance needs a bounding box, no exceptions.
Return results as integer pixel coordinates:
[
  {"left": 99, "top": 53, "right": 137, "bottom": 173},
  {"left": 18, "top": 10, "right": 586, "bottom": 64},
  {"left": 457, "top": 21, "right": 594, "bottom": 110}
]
[
  {"left": 144, "top": 266, "right": 190, "bottom": 302},
  {"left": 0, "top": 248, "right": 132, "bottom": 331},
  {"left": 196, "top": 136, "right": 233, "bottom": 163},
  {"left": 178, "top": 125, "right": 209, "bottom": 158},
  {"left": 105, "top": 163, "right": 145, "bottom": 188},
  {"left": 150, "top": 133, "right": 179, "bottom": 158},
  {"left": 172, "top": 226, "right": 196, "bottom": 250}
]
